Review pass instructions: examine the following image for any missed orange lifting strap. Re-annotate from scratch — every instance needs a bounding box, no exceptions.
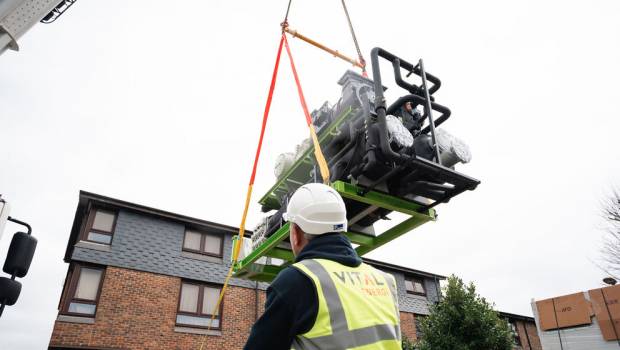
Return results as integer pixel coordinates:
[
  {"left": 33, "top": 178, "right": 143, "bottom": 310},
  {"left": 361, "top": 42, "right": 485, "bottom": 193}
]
[{"left": 199, "top": 33, "right": 331, "bottom": 347}]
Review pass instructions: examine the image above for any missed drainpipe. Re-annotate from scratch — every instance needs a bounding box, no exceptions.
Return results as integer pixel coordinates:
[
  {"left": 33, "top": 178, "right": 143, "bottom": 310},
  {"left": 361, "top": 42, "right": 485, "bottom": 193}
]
[
  {"left": 254, "top": 281, "right": 259, "bottom": 320},
  {"left": 522, "top": 320, "right": 532, "bottom": 350}
]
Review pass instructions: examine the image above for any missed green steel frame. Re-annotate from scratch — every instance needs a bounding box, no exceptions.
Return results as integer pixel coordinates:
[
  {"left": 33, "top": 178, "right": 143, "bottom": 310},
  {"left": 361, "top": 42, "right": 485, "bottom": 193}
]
[{"left": 232, "top": 180, "right": 436, "bottom": 282}]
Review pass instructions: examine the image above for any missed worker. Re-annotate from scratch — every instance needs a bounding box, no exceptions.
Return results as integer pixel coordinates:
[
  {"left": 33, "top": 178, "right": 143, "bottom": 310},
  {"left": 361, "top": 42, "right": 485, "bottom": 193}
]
[
  {"left": 244, "top": 183, "right": 402, "bottom": 350},
  {"left": 398, "top": 101, "right": 424, "bottom": 137}
]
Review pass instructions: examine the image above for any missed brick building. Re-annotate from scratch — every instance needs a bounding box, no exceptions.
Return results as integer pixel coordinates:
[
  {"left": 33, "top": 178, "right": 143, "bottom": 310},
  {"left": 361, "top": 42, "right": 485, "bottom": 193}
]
[
  {"left": 500, "top": 311, "right": 543, "bottom": 350},
  {"left": 48, "top": 191, "right": 539, "bottom": 349}
]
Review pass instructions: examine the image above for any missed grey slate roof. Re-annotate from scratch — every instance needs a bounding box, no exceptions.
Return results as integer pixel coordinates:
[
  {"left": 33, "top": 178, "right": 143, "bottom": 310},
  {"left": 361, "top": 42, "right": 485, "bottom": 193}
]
[{"left": 67, "top": 191, "right": 445, "bottom": 314}]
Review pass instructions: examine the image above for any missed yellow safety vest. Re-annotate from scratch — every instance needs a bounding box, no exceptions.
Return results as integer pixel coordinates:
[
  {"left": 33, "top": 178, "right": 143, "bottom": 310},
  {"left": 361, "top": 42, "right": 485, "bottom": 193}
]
[{"left": 291, "top": 258, "right": 401, "bottom": 350}]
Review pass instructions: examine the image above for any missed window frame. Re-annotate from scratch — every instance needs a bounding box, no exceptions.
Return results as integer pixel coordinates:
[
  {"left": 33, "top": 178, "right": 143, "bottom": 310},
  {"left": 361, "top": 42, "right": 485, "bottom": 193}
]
[
  {"left": 414, "top": 314, "right": 426, "bottom": 340},
  {"left": 60, "top": 263, "right": 106, "bottom": 318},
  {"left": 405, "top": 276, "right": 427, "bottom": 296},
  {"left": 79, "top": 206, "right": 118, "bottom": 245},
  {"left": 175, "top": 281, "right": 224, "bottom": 330},
  {"left": 181, "top": 229, "right": 224, "bottom": 258}
]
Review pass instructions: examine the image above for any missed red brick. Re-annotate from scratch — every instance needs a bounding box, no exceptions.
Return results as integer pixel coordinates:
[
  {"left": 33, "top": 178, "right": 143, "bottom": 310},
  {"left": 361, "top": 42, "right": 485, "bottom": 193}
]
[{"left": 49, "top": 266, "right": 265, "bottom": 350}]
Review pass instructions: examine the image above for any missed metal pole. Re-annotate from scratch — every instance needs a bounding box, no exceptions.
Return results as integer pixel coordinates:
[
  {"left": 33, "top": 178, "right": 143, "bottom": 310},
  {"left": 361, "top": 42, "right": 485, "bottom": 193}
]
[
  {"left": 522, "top": 319, "right": 533, "bottom": 350},
  {"left": 7, "top": 216, "right": 32, "bottom": 235},
  {"left": 551, "top": 299, "right": 565, "bottom": 350},
  {"left": 418, "top": 59, "right": 441, "bottom": 165},
  {"left": 601, "top": 289, "right": 620, "bottom": 347}
]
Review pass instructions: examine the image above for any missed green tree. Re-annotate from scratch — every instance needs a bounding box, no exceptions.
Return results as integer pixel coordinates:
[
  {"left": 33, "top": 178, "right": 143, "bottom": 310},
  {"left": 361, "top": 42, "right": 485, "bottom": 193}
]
[
  {"left": 402, "top": 336, "right": 418, "bottom": 350},
  {"left": 417, "top": 275, "right": 513, "bottom": 350}
]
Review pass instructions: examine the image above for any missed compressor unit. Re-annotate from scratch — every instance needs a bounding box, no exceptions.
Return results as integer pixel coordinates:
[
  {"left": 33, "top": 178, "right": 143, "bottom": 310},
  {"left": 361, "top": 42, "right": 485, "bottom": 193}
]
[{"left": 236, "top": 48, "right": 480, "bottom": 281}]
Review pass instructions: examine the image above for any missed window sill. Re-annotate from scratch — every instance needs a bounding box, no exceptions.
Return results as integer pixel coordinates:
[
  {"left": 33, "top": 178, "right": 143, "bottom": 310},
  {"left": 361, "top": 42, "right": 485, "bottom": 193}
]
[
  {"left": 174, "top": 326, "right": 222, "bottom": 336},
  {"left": 181, "top": 251, "right": 223, "bottom": 264},
  {"left": 75, "top": 240, "right": 111, "bottom": 252},
  {"left": 57, "top": 314, "right": 95, "bottom": 324}
]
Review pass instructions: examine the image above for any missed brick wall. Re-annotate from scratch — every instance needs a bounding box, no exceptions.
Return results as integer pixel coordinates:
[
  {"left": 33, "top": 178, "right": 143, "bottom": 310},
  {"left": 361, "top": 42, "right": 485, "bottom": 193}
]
[
  {"left": 51, "top": 265, "right": 536, "bottom": 349},
  {"left": 50, "top": 266, "right": 264, "bottom": 350},
  {"left": 400, "top": 312, "right": 417, "bottom": 341}
]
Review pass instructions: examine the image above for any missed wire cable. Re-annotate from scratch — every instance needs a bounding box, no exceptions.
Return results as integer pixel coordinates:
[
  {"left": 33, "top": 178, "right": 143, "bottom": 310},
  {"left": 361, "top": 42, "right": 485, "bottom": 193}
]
[{"left": 340, "top": 0, "right": 367, "bottom": 76}]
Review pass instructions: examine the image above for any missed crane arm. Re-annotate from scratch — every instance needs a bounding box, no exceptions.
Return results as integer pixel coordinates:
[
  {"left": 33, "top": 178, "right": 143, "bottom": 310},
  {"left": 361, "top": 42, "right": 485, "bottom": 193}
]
[{"left": 0, "top": 0, "right": 72, "bottom": 56}]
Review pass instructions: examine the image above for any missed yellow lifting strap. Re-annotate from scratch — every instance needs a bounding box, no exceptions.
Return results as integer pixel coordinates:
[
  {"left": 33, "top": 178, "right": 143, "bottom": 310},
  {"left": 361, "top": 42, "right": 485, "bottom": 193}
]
[
  {"left": 198, "top": 2, "right": 366, "bottom": 347},
  {"left": 198, "top": 29, "right": 334, "bottom": 349}
]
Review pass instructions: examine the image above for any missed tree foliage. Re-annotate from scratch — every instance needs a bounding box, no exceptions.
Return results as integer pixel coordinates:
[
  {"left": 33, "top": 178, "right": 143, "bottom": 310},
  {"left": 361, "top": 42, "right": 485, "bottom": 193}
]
[
  {"left": 402, "top": 336, "right": 418, "bottom": 350},
  {"left": 417, "top": 275, "right": 513, "bottom": 350},
  {"left": 601, "top": 190, "right": 620, "bottom": 278}
]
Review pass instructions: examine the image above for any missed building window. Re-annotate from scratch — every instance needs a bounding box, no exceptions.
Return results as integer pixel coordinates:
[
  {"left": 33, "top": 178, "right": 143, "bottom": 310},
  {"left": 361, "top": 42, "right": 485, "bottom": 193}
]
[
  {"left": 182, "top": 229, "right": 223, "bottom": 257},
  {"left": 414, "top": 314, "right": 426, "bottom": 340},
  {"left": 509, "top": 320, "right": 522, "bottom": 346},
  {"left": 82, "top": 208, "right": 117, "bottom": 245},
  {"left": 176, "top": 281, "right": 222, "bottom": 329},
  {"left": 405, "top": 276, "right": 426, "bottom": 296},
  {"left": 62, "top": 264, "right": 105, "bottom": 317}
]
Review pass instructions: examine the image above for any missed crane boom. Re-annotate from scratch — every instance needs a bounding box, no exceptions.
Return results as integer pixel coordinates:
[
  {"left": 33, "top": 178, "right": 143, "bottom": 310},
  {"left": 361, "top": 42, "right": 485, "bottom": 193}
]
[{"left": 0, "top": 0, "right": 66, "bottom": 56}]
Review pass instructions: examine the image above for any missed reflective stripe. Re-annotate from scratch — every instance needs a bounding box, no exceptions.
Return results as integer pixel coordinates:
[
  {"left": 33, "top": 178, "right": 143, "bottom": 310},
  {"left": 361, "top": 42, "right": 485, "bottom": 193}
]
[
  {"left": 297, "top": 259, "right": 349, "bottom": 333},
  {"left": 379, "top": 270, "right": 401, "bottom": 342},
  {"left": 293, "top": 259, "right": 401, "bottom": 350},
  {"left": 293, "top": 324, "right": 401, "bottom": 350}
]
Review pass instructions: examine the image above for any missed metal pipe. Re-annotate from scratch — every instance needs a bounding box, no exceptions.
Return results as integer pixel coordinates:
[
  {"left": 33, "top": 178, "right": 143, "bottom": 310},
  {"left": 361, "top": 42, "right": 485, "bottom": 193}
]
[
  {"left": 522, "top": 320, "right": 532, "bottom": 350},
  {"left": 551, "top": 298, "right": 565, "bottom": 350},
  {"left": 370, "top": 47, "right": 440, "bottom": 94},
  {"left": 370, "top": 48, "right": 408, "bottom": 163},
  {"left": 360, "top": 166, "right": 404, "bottom": 195},
  {"left": 601, "top": 289, "right": 620, "bottom": 346},
  {"left": 385, "top": 94, "right": 452, "bottom": 133},
  {"left": 418, "top": 59, "right": 441, "bottom": 165},
  {"left": 7, "top": 216, "right": 31, "bottom": 235},
  {"left": 283, "top": 27, "right": 364, "bottom": 69},
  {"left": 254, "top": 281, "right": 259, "bottom": 321}
]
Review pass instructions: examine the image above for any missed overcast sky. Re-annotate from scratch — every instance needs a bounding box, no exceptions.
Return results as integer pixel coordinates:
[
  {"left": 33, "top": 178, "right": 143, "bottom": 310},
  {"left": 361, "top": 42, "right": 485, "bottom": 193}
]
[{"left": 1, "top": 0, "right": 620, "bottom": 348}]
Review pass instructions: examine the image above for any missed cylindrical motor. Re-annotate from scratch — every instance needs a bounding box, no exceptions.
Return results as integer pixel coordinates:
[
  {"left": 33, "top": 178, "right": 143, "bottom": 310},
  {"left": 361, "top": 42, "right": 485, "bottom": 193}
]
[{"left": 435, "top": 128, "right": 471, "bottom": 167}]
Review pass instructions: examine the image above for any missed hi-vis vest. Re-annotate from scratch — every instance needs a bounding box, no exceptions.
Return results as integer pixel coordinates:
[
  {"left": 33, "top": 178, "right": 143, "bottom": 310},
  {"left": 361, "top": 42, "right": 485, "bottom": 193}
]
[{"left": 291, "top": 259, "right": 401, "bottom": 350}]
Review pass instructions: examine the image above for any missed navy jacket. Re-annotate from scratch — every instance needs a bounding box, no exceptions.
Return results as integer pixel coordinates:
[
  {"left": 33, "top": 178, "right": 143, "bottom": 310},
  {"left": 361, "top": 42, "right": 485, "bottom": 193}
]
[{"left": 243, "top": 233, "right": 362, "bottom": 350}]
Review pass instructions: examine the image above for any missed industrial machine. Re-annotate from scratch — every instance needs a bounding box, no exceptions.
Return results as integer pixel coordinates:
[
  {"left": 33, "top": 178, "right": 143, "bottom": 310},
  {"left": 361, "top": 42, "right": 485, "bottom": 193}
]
[
  {"left": 0, "top": 0, "right": 480, "bottom": 287},
  {"left": 234, "top": 48, "right": 480, "bottom": 282}
]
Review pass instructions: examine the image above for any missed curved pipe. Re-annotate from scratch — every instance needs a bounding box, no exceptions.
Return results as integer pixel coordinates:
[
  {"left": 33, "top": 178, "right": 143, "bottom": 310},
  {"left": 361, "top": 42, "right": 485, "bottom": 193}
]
[
  {"left": 7, "top": 216, "right": 32, "bottom": 235},
  {"left": 373, "top": 48, "right": 441, "bottom": 95},
  {"left": 370, "top": 48, "right": 408, "bottom": 163},
  {"left": 386, "top": 95, "right": 452, "bottom": 134}
]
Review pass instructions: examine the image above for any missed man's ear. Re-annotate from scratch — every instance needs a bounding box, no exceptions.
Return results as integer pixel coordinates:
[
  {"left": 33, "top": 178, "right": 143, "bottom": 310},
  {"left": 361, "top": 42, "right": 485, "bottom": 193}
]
[{"left": 290, "top": 224, "right": 298, "bottom": 245}]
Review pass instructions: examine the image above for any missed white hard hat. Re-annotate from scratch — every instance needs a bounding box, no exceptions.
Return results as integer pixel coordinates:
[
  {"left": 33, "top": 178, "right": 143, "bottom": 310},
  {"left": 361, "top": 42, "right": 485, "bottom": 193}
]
[{"left": 283, "top": 183, "right": 347, "bottom": 235}]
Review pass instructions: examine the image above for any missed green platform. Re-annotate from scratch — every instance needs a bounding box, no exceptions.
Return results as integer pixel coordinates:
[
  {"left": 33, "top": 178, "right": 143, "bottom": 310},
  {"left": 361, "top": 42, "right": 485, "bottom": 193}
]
[{"left": 232, "top": 181, "right": 436, "bottom": 282}]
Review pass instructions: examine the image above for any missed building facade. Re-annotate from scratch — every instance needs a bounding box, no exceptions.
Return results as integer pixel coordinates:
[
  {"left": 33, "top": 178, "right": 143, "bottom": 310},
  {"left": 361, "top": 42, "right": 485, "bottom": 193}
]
[
  {"left": 49, "top": 191, "right": 538, "bottom": 349},
  {"left": 500, "top": 312, "right": 543, "bottom": 350}
]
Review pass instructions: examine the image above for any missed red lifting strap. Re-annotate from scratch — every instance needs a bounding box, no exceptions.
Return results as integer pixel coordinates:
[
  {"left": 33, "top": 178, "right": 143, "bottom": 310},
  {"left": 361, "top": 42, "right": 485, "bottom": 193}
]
[
  {"left": 231, "top": 34, "right": 284, "bottom": 264},
  {"left": 250, "top": 34, "right": 285, "bottom": 186},
  {"left": 283, "top": 34, "right": 331, "bottom": 183}
]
